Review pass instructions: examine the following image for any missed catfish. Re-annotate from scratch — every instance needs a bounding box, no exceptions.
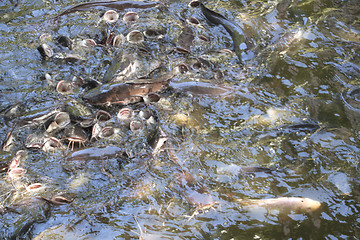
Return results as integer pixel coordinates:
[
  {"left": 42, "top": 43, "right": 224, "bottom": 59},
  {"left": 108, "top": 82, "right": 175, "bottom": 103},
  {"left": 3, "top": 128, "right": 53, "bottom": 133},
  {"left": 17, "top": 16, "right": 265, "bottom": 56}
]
[
  {"left": 199, "top": 2, "right": 254, "bottom": 62},
  {"left": 56, "top": 1, "right": 160, "bottom": 18}
]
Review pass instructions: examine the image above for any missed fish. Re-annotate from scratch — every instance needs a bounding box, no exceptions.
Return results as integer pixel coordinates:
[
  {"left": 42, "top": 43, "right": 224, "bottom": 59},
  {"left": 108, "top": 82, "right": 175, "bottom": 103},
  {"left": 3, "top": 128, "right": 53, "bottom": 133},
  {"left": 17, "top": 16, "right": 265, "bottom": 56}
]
[
  {"left": 83, "top": 70, "right": 176, "bottom": 105},
  {"left": 40, "top": 196, "right": 72, "bottom": 205},
  {"left": 199, "top": 3, "right": 254, "bottom": 62},
  {"left": 238, "top": 197, "right": 321, "bottom": 214},
  {"left": 56, "top": 1, "right": 160, "bottom": 18},
  {"left": 82, "top": 81, "right": 168, "bottom": 106},
  {"left": 103, "top": 53, "right": 139, "bottom": 83},
  {"left": 1, "top": 197, "right": 52, "bottom": 240},
  {"left": 239, "top": 166, "right": 273, "bottom": 173},
  {"left": 176, "top": 26, "right": 195, "bottom": 53},
  {"left": 0, "top": 162, "right": 7, "bottom": 173},
  {"left": 2, "top": 130, "right": 14, "bottom": 152},
  {"left": 170, "top": 81, "right": 233, "bottom": 96},
  {"left": 66, "top": 146, "right": 126, "bottom": 162},
  {"left": 176, "top": 171, "right": 215, "bottom": 209},
  {"left": 103, "top": 51, "right": 164, "bottom": 83},
  {"left": 280, "top": 123, "right": 321, "bottom": 132}
]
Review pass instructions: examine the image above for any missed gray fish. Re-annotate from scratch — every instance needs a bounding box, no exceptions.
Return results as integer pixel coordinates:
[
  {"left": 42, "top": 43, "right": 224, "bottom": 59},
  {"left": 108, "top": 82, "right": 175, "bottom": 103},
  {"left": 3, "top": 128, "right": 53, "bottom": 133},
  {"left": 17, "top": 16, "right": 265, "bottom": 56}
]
[
  {"left": 56, "top": 1, "right": 160, "bottom": 18},
  {"left": 177, "top": 26, "right": 195, "bottom": 53},
  {"left": 83, "top": 81, "right": 168, "bottom": 106},
  {"left": 83, "top": 70, "right": 177, "bottom": 105},
  {"left": 1, "top": 197, "right": 51, "bottom": 240},
  {"left": 103, "top": 53, "right": 138, "bottom": 83},
  {"left": 199, "top": 3, "right": 254, "bottom": 62},
  {"left": 170, "top": 81, "right": 233, "bottom": 96}
]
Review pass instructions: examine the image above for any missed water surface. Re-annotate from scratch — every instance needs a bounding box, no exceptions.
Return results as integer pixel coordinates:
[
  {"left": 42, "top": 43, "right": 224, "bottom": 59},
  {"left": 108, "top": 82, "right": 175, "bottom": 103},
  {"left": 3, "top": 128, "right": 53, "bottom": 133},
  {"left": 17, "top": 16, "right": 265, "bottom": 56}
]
[{"left": 0, "top": 0, "right": 359, "bottom": 239}]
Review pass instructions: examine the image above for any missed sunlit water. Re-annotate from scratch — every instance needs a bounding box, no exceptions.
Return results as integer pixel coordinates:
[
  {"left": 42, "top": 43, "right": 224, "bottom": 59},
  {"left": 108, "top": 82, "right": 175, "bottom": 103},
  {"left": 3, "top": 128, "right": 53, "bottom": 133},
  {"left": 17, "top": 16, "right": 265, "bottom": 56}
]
[{"left": 0, "top": 0, "right": 359, "bottom": 239}]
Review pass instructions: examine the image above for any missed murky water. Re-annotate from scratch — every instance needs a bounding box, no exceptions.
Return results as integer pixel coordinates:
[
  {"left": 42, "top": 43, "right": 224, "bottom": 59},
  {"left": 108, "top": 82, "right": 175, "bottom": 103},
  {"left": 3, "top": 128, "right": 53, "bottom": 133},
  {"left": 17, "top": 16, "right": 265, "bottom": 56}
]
[{"left": 0, "top": 0, "right": 359, "bottom": 239}]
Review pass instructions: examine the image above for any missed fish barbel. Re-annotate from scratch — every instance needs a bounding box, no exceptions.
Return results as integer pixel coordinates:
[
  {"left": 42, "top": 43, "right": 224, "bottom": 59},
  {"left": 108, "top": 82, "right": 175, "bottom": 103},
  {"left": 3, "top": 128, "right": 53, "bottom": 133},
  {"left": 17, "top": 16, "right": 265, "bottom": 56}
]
[{"left": 238, "top": 197, "right": 321, "bottom": 214}]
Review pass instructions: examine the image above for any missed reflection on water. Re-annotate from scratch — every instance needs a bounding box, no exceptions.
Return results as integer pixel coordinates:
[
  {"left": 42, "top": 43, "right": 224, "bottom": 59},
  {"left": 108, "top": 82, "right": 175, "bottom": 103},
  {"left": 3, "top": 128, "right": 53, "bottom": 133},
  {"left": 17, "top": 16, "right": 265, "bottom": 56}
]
[{"left": 0, "top": 0, "right": 359, "bottom": 239}]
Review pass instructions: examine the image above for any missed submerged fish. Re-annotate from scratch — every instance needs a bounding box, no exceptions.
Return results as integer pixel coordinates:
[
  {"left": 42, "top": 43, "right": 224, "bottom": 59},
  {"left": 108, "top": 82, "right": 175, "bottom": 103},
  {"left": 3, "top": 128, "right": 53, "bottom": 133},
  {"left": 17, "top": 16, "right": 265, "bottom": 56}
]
[
  {"left": 170, "top": 81, "right": 233, "bottom": 96},
  {"left": 176, "top": 172, "right": 215, "bottom": 209},
  {"left": 238, "top": 197, "right": 321, "bottom": 214},
  {"left": 1, "top": 197, "right": 51, "bottom": 240},
  {"left": 199, "top": 3, "right": 253, "bottom": 61},
  {"left": 56, "top": 1, "right": 160, "bottom": 18}
]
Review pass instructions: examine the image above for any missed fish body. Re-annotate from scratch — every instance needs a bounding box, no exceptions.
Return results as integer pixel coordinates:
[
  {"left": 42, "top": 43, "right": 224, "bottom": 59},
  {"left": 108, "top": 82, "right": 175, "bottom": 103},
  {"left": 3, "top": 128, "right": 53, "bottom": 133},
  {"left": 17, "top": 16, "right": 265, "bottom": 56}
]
[
  {"left": 56, "top": 1, "right": 160, "bottom": 18},
  {"left": 238, "top": 197, "right": 321, "bottom": 214},
  {"left": 170, "top": 81, "right": 232, "bottom": 96},
  {"left": 83, "top": 81, "right": 168, "bottom": 105},
  {"left": 199, "top": 3, "right": 253, "bottom": 61},
  {"left": 1, "top": 197, "right": 51, "bottom": 240},
  {"left": 103, "top": 53, "right": 139, "bottom": 83},
  {"left": 83, "top": 68, "right": 176, "bottom": 105},
  {"left": 177, "top": 26, "right": 194, "bottom": 52}
]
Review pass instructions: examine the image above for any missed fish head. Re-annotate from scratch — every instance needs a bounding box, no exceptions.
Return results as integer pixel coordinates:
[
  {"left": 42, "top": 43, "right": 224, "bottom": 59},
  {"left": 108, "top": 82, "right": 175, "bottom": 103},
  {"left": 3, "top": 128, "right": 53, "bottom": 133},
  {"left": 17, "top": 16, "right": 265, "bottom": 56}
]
[{"left": 296, "top": 198, "right": 321, "bottom": 213}]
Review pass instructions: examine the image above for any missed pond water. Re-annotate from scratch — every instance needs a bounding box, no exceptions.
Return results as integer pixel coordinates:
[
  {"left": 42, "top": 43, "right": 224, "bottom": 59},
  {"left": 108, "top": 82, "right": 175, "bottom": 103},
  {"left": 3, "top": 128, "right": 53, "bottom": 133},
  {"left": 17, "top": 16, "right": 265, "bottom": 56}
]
[{"left": 0, "top": 0, "right": 359, "bottom": 239}]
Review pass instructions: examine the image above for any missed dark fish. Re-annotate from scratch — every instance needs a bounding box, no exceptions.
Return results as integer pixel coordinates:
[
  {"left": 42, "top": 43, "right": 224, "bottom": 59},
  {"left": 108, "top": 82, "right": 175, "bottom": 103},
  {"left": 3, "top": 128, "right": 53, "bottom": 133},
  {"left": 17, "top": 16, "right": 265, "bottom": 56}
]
[
  {"left": 0, "top": 102, "right": 24, "bottom": 120},
  {"left": 40, "top": 196, "right": 72, "bottom": 205},
  {"left": 2, "top": 130, "right": 14, "bottom": 152},
  {"left": 37, "top": 44, "right": 54, "bottom": 59},
  {"left": 56, "top": 1, "right": 160, "bottom": 18},
  {"left": 177, "top": 26, "right": 194, "bottom": 53},
  {"left": 349, "top": 88, "right": 360, "bottom": 98},
  {"left": 1, "top": 197, "right": 51, "bottom": 240},
  {"left": 192, "top": 57, "right": 212, "bottom": 70},
  {"left": 84, "top": 68, "right": 177, "bottom": 105},
  {"left": 103, "top": 53, "right": 138, "bottom": 83},
  {"left": 83, "top": 80, "right": 169, "bottom": 106},
  {"left": 240, "top": 166, "right": 273, "bottom": 173},
  {"left": 150, "top": 127, "right": 167, "bottom": 154},
  {"left": 280, "top": 123, "right": 321, "bottom": 132},
  {"left": 17, "top": 109, "right": 60, "bottom": 128},
  {"left": 199, "top": 3, "right": 253, "bottom": 61},
  {"left": 0, "top": 162, "right": 8, "bottom": 173},
  {"left": 57, "top": 36, "right": 73, "bottom": 49}
]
